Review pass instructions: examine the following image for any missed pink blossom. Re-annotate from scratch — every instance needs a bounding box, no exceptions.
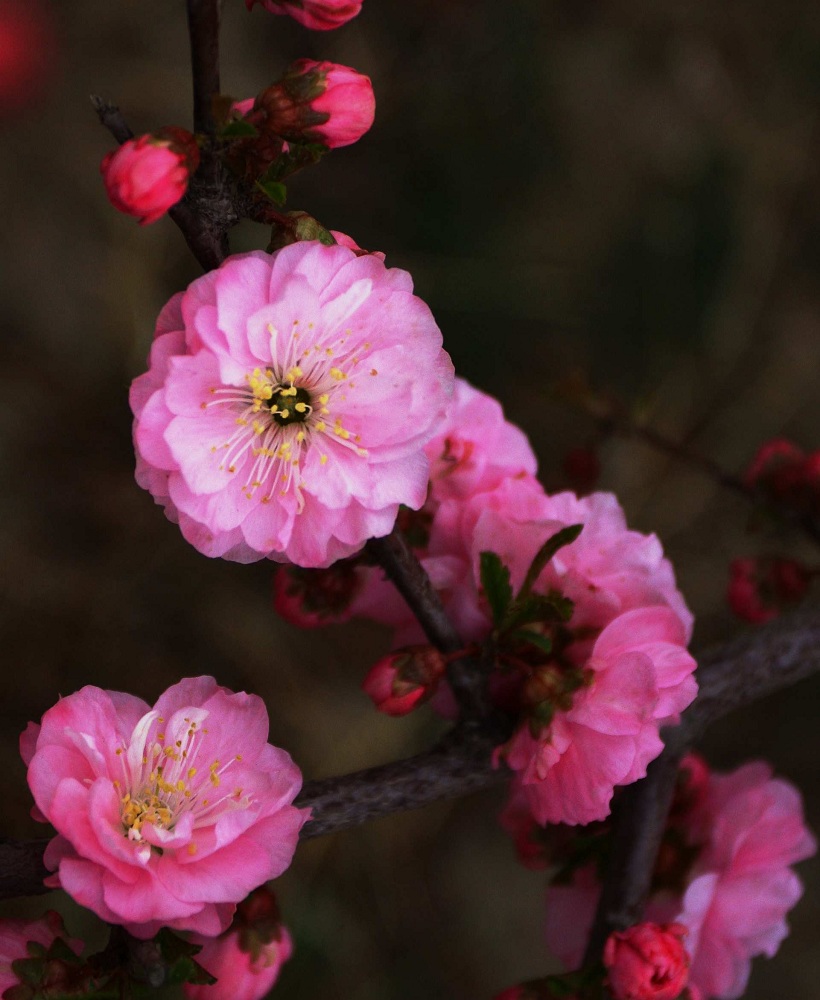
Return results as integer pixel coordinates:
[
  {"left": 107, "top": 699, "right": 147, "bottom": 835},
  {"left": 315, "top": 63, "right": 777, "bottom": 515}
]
[
  {"left": 603, "top": 922, "right": 691, "bottom": 1000},
  {"left": 361, "top": 645, "right": 446, "bottom": 716},
  {"left": 0, "top": 913, "right": 83, "bottom": 996},
  {"left": 23, "top": 677, "right": 308, "bottom": 939},
  {"left": 184, "top": 927, "right": 292, "bottom": 1000},
  {"left": 248, "top": 60, "right": 374, "bottom": 150},
  {"left": 679, "top": 762, "right": 816, "bottom": 999},
  {"left": 101, "top": 129, "right": 199, "bottom": 226},
  {"left": 130, "top": 243, "right": 454, "bottom": 568},
  {"left": 544, "top": 761, "right": 816, "bottom": 999},
  {"left": 231, "top": 98, "right": 255, "bottom": 117},
  {"left": 246, "top": 0, "right": 362, "bottom": 30}
]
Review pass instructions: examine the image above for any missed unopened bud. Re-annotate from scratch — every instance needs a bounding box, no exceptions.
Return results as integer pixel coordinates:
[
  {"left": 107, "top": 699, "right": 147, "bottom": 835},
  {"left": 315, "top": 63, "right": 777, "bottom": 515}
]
[
  {"left": 604, "top": 922, "right": 691, "bottom": 1000},
  {"left": 727, "top": 556, "right": 811, "bottom": 624},
  {"left": 245, "top": 0, "right": 362, "bottom": 31},
  {"left": 362, "top": 645, "right": 446, "bottom": 716},
  {"left": 100, "top": 127, "right": 199, "bottom": 225},
  {"left": 249, "top": 59, "right": 374, "bottom": 150}
]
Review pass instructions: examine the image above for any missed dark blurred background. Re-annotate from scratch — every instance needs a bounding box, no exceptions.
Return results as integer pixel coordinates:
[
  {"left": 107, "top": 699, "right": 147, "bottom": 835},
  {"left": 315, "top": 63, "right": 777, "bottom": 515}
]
[{"left": 2, "top": 0, "right": 820, "bottom": 996}]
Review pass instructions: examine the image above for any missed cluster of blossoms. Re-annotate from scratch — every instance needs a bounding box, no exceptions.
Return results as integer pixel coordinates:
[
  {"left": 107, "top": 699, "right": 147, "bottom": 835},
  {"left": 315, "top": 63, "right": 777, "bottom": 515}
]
[
  {"left": 275, "top": 376, "right": 697, "bottom": 826},
  {"left": 530, "top": 755, "right": 815, "bottom": 999},
  {"left": 724, "top": 437, "right": 819, "bottom": 623}
]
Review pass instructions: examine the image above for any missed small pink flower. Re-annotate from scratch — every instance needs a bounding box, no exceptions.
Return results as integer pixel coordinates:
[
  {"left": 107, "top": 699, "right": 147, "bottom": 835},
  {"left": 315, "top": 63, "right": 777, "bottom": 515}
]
[
  {"left": 245, "top": 0, "right": 362, "bottom": 31},
  {"left": 362, "top": 645, "right": 446, "bottom": 716},
  {"left": 184, "top": 929, "right": 292, "bottom": 1000},
  {"left": 130, "top": 243, "right": 454, "bottom": 568},
  {"left": 273, "top": 559, "right": 362, "bottom": 627},
  {"left": 0, "top": 913, "right": 83, "bottom": 997},
  {"left": 603, "top": 922, "right": 691, "bottom": 1000},
  {"left": 727, "top": 556, "right": 810, "bottom": 624},
  {"left": 101, "top": 128, "right": 199, "bottom": 225},
  {"left": 23, "top": 677, "right": 309, "bottom": 939},
  {"left": 249, "top": 60, "right": 375, "bottom": 150}
]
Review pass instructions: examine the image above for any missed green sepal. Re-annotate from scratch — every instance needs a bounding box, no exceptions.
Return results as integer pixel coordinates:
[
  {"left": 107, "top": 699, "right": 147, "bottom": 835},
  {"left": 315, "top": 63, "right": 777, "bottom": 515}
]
[{"left": 220, "top": 119, "right": 259, "bottom": 139}]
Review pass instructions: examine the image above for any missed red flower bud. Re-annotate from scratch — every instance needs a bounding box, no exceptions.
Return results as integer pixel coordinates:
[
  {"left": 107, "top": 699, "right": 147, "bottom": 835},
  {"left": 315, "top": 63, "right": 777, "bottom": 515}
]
[
  {"left": 727, "top": 556, "right": 811, "bottom": 624},
  {"left": 273, "top": 559, "right": 362, "bottom": 628},
  {"left": 249, "top": 59, "right": 374, "bottom": 150},
  {"left": 744, "top": 438, "right": 805, "bottom": 494},
  {"left": 100, "top": 128, "right": 199, "bottom": 225},
  {"left": 245, "top": 0, "right": 362, "bottom": 31},
  {"left": 362, "top": 646, "right": 446, "bottom": 716},
  {"left": 604, "top": 922, "right": 691, "bottom": 1000}
]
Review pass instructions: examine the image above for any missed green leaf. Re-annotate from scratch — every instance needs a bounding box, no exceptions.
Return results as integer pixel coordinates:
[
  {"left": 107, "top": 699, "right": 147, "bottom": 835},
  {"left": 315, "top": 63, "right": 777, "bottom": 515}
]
[
  {"left": 511, "top": 629, "right": 553, "bottom": 656},
  {"left": 502, "top": 591, "right": 575, "bottom": 633},
  {"left": 518, "top": 524, "right": 583, "bottom": 600},
  {"left": 479, "top": 551, "right": 513, "bottom": 627},
  {"left": 219, "top": 119, "right": 259, "bottom": 139},
  {"left": 255, "top": 179, "right": 287, "bottom": 206}
]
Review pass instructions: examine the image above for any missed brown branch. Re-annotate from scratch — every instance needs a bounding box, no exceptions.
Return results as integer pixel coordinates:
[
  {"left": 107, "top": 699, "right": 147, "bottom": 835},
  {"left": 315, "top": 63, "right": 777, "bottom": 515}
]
[
  {"left": 366, "top": 530, "right": 495, "bottom": 718},
  {"left": 4, "top": 605, "right": 820, "bottom": 903},
  {"left": 186, "top": 0, "right": 222, "bottom": 136},
  {"left": 583, "top": 600, "right": 820, "bottom": 962},
  {"left": 296, "top": 724, "right": 503, "bottom": 839}
]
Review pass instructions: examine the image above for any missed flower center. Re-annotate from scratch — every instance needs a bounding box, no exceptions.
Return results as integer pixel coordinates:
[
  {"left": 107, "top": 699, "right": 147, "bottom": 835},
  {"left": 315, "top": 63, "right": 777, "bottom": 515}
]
[
  {"left": 269, "top": 384, "right": 312, "bottom": 426},
  {"left": 114, "top": 715, "right": 250, "bottom": 843}
]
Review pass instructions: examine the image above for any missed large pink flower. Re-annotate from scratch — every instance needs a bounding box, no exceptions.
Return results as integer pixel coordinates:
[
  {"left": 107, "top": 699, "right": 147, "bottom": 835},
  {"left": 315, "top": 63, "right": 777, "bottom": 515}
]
[
  {"left": 23, "top": 677, "right": 308, "bottom": 939},
  {"left": 503, "top": 607, "right": 696, "bottom": 826},
  {"left": 184, "top": 927, "right": 293, "bottom": 1000},
  {"left": 131, "top": 243, "right": 454, "bottom": 568}
]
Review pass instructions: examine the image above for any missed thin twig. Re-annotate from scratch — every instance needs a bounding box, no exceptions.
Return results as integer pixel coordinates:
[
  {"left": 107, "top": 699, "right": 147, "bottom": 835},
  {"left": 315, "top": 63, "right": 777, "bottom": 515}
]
[
  {"left": 185, "top": 0, "right": 222, "bottom": 136},
  {"left": 366, "top": 530, "right": 495, "bottom": 718},
  {"left": 4, "top": 605, "right": 820, "bottom": 902}
]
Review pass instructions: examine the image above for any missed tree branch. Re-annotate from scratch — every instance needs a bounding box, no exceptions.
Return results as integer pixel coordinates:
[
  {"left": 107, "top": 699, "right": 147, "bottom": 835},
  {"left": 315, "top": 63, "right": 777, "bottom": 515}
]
[
  {"left": 4, "top": 606, "right": 820, "bottom": 902},
  {"left": 186, "top": 0, "right": 222, "bottom": 136},
  {"left": 583, "top": 600, "right": 820, "bottom": 962},
  {"left": 366, "top": 530, "right": 495, "bottom": 718}
]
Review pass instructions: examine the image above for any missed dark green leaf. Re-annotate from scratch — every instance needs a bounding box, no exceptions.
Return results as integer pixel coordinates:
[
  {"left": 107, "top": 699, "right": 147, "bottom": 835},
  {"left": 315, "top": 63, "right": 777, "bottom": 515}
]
[
  {"left": 255, "top": 180, "right": 287, "bottom": 206},
  {"left": 511, "top": 629, "right": 553, "bottom": 656},
  {"left": 502, "top": 592, "right": 574, "bottom": 633},
  {"left": 518, "top": 524, "right": 583, "bottom": 599},
  {"left": 479, "top": 551, "right": 513, "bottom": 627}
]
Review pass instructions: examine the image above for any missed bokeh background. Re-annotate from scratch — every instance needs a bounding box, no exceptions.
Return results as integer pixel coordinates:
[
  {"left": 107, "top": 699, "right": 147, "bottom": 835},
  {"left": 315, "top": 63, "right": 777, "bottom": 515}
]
[{"left": 2, "top": 0, "right": 820, "bottom": 995}]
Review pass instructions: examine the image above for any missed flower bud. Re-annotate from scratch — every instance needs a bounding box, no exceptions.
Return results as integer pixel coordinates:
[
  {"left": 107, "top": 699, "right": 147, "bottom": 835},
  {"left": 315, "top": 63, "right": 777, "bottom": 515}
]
[
  {"left": 744, "top": 438, "right": 805, "bottom": 495},
  {"left": 273, "top": 559, "right": 361, "bottom": 628},
  {"left": 245, "top": 0, "right": 362, "bottom": 31},
  {"left": 100, "top": 127, "right": 199, "bottom": 225},
  {"left": 604, "top": 922, "right": 691, "bottom": 1000},
  {"left": 362, "top": 645, "right": 447, "bottom": 716},
  {"left": 249, "top": 59, "right": 374, "bottom": 149},
  {"left": 727, "top": 556, "right": 811, "bottom": 624}
]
